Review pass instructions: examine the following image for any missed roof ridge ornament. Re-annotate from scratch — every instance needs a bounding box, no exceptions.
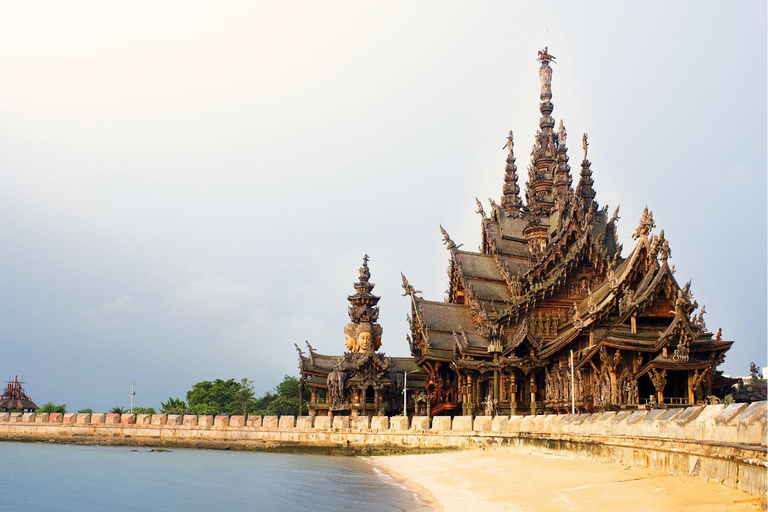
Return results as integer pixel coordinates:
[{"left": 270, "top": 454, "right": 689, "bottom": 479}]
[
  {"left": 608, "top": 205, "right": 620, "bottom": 225},
  {"left": 440, "top": 224, "right": 462, "bottom": 250},
  {"left": 631, "top": 206, "right": 656, "bottom": 239},
  {"left": 400, "top": 272, "right": 422, "bottom": 298},
  {"left": 475, "top": 197, "right": 486, "bottom": 218}
]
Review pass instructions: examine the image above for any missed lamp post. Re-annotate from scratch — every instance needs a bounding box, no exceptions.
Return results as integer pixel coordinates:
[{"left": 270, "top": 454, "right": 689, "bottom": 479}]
[{"left": 130, "top": 381, "right": 137, "bottom": 414}]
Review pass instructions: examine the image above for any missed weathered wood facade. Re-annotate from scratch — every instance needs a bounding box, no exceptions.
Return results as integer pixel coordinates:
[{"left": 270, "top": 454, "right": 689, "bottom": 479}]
[
  {"left": 298, "top": 49, "right": 733, "bottom": 417},
  {"left": 402, "top": 49, "right": 733, "bottom": 416}
]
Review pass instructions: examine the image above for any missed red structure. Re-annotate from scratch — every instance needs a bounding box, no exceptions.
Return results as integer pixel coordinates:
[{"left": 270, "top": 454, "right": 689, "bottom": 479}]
[{"left": 1, "top": 375, "right": 38, "bottom": 412}]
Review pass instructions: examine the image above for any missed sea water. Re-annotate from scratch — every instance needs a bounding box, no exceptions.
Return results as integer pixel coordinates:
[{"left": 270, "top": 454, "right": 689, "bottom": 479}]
[{"left": 0, "top": 442, "right": 429, "bottom": 512}]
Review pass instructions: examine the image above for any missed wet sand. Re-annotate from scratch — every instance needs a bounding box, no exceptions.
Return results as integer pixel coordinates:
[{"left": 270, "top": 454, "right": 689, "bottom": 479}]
[{"left": 370, "top": 448, "right": 765, "bottom": 512}]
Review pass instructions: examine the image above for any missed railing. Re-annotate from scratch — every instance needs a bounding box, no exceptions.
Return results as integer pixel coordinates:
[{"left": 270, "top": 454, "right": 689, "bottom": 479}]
[{"left": 638, "top": 397, "right": 689, "bottom": 406}]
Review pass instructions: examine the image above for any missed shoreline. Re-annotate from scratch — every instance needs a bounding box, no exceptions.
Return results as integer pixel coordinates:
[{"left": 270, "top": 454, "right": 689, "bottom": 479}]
[
  {"left": 364, "top": 456, "right": 443, "bottom": 511},
  {"left": 371, "top": 447, "right": 766, "bottom": 512},
  {"left": 0, "top": 435, "right": 452, "bottom": 456}
]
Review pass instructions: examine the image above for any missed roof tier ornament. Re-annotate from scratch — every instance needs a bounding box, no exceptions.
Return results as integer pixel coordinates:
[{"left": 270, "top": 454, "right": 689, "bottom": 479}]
[
  {"left": 501, "top": 131, "right": 523, "bottom": 216},
  {"left": 553, "top": 120, "right": 573, "bottom": 200},
  {"left": 576, "top": 133, "right": 596, "bottom": 207}
]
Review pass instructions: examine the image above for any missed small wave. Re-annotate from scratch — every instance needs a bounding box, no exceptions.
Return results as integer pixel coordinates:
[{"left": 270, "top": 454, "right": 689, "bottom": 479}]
[{"left": 367, "top": 461, "right": 432, "bottom": 508}]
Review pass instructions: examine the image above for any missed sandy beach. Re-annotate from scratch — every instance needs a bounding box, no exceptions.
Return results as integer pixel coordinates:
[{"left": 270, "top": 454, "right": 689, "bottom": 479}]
[{"left": 370, "top": 448, "right": 765, "bottom": 512}]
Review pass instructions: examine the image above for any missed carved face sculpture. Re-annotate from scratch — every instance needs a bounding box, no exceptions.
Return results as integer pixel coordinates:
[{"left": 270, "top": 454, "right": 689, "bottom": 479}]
[
  {"left": 344, "top": 334, "right": 356, "bottom": 352},
  {"left": 358, "top": 332, "right": 372, "bottom": 352}
]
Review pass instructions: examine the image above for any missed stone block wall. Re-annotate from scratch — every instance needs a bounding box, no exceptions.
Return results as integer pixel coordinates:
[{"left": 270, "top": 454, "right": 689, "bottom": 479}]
[{"left": 2, "top": 402, "right": 764, "bottom": 496}]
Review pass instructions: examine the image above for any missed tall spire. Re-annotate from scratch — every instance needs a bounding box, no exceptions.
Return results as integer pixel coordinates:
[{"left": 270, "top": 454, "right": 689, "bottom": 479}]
[
  {"left": 345, "top": 254, "right": 382, "bottom": 352},
  {"left": 526, "top": 47, "right": 558, "bottom": 215},
  {"left": 500, "top": 130, "right": 523, "bottom": 216},
  {"left": 553, "top": 120, "right": 573, "bottom": 201},
  {"left": 576, "top": 133, "right": 597, "bottom": 207}
]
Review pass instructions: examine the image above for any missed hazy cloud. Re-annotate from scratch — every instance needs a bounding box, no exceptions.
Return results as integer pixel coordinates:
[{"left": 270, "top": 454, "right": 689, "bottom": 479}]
[
  {"left": 169, "top": 278, "right": 261, "bottom": 314},
  {"left": 0, "top": 1, "right": 763, "bottom": 411}
]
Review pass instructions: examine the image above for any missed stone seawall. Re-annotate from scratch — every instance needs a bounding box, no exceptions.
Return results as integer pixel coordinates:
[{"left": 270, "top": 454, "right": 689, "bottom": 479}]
[{"left": 1, "top": 402, "right": 765, "bottom": 497}]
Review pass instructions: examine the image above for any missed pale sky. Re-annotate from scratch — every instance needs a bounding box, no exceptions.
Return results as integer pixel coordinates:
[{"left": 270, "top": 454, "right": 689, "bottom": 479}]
[{"left": 0, "top": 1, "right": 765, "bottom": 411}]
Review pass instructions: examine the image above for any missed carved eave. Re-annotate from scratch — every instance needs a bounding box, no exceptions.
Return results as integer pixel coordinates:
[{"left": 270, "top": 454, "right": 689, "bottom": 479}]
[
  {"left": 450, "top": 353, "right": 546, "bottom": 374},
  {"left": 634, "top": 356, "right": 715, "bottom": 380},
  {"left": 531, "top": 233, "right": 672, "bottom": 360}
]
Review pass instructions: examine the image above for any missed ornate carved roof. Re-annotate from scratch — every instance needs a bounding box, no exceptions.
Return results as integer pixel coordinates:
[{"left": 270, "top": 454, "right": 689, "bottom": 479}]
[{"left": 404, "top": 49, "right": 732, "bottom": 372}]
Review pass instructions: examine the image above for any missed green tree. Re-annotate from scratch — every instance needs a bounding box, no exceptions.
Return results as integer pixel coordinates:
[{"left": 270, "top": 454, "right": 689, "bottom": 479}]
[
  {"left": 160, "top": 397, "right": 188, "bottom": 414},
  {"left": 77, "top": 408, "right": 93, "bottom": 414},
  {"left": 250, "top": 375, "right": 308, "bottom": 416},
  {"left": 234, "top": 378, "right": 255, "bottom": 416},
  {"left": 186, "top": 379, "right": 240, "bottom": 415},
  {"left": 173, "top": 375, "right": 307, "bottom": 417},
  {"left": 131, "top": 407, "right": 156, "bottom": 415},
  {"left": 38, "top": 402, "right": 67, "bottom": 414},
  {"left": 110, "top": 406, "right": 127, "bottom": 414}
]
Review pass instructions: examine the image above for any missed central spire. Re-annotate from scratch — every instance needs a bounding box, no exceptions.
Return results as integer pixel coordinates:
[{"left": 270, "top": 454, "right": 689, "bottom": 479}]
[{"left": 526, "top": 47, "right": 559, "bottom": 216}]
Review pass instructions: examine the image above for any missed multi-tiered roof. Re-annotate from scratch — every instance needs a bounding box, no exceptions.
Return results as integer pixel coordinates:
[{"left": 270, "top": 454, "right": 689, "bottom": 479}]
[{"left": 402, "top": 48, "right": 732, "bottom": 413}]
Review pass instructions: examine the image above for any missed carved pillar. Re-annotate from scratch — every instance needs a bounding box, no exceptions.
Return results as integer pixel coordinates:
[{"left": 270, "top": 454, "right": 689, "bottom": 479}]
[
  {"left": 509, "top": 372, "right": 518, "bottom": 416},
  {"left": 650, "top": 369, "right": 667, "bottom": 405},
  {"left": 687, "top": 371, "right": 695, "bottom": 405},
  {"left": 529, "top": 373, "right": 537, "bottom": 415},
  {"left": 466, "top": 374, "right": 473, "bottom": 415},
  {"left": 493, "top": 354, "right": 500, "bottom": 402}
]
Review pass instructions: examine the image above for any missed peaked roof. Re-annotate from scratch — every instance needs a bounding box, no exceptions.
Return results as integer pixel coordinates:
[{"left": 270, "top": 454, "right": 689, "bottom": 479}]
[{"left": 403, "top": 48, "right": 731, "bottom": 367}]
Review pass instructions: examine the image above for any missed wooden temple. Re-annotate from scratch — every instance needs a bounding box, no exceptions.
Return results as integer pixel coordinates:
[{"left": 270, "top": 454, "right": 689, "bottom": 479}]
[{"left": 298, "top": 48, "right": 733, "bottom": 417}]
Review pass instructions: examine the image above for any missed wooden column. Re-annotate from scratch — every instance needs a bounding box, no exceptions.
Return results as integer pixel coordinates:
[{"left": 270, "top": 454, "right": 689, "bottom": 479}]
[
  {"left": 466, "top": 374, "right": 473, "bottom": 415},
  {"left": 529, "top": 373, "right": 537, "bottom": 415},
  {"left": 509, "top": 372, "right": 517, "bottom": 416}
]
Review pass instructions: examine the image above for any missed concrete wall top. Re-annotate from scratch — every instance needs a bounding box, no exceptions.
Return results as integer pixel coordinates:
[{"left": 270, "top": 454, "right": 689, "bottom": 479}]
[{"left": 0, "top": 402, "right": 764, "bottom": 447}]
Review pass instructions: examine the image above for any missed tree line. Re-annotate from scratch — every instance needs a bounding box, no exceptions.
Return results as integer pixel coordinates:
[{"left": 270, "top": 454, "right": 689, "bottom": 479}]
[{"left": 36, "top": 375, "right": 307, "bottom": 416}]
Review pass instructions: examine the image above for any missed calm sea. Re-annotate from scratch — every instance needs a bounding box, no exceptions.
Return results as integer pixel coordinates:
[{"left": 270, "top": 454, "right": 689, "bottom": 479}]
[{"left": 0, "top": 442, "right": 430, "bottom": 512}]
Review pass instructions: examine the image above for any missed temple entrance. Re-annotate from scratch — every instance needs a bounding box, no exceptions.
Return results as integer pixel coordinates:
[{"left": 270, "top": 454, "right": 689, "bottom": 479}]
[
  {"left": 663, "top": 372, "right": 690, "bottom": 406},
  {"left": 365, "top": 386, "right": 375, "bottom": 404},
  {"left": 638, "top": 374, "right": 655, "bottom": 406}
]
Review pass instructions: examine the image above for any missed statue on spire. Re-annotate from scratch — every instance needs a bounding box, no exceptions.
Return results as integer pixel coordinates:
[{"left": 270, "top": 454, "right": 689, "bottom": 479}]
[
  {"left": 537, "top": 46, "right": 556, "bottom": 64},
  {"left": 503, "top": 130, "right": 514, "bottom": 150},
  {"left": 358, "top": 254, "right": 371, "bottom": 282},
  {"left": 582, "top": 133, "right": 589, "bottom": 160}
]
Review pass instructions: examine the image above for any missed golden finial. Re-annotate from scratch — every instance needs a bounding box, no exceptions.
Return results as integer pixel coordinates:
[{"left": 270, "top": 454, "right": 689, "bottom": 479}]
[{"left": 582, "top": 133, "right": 589, "bottom": 159}]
